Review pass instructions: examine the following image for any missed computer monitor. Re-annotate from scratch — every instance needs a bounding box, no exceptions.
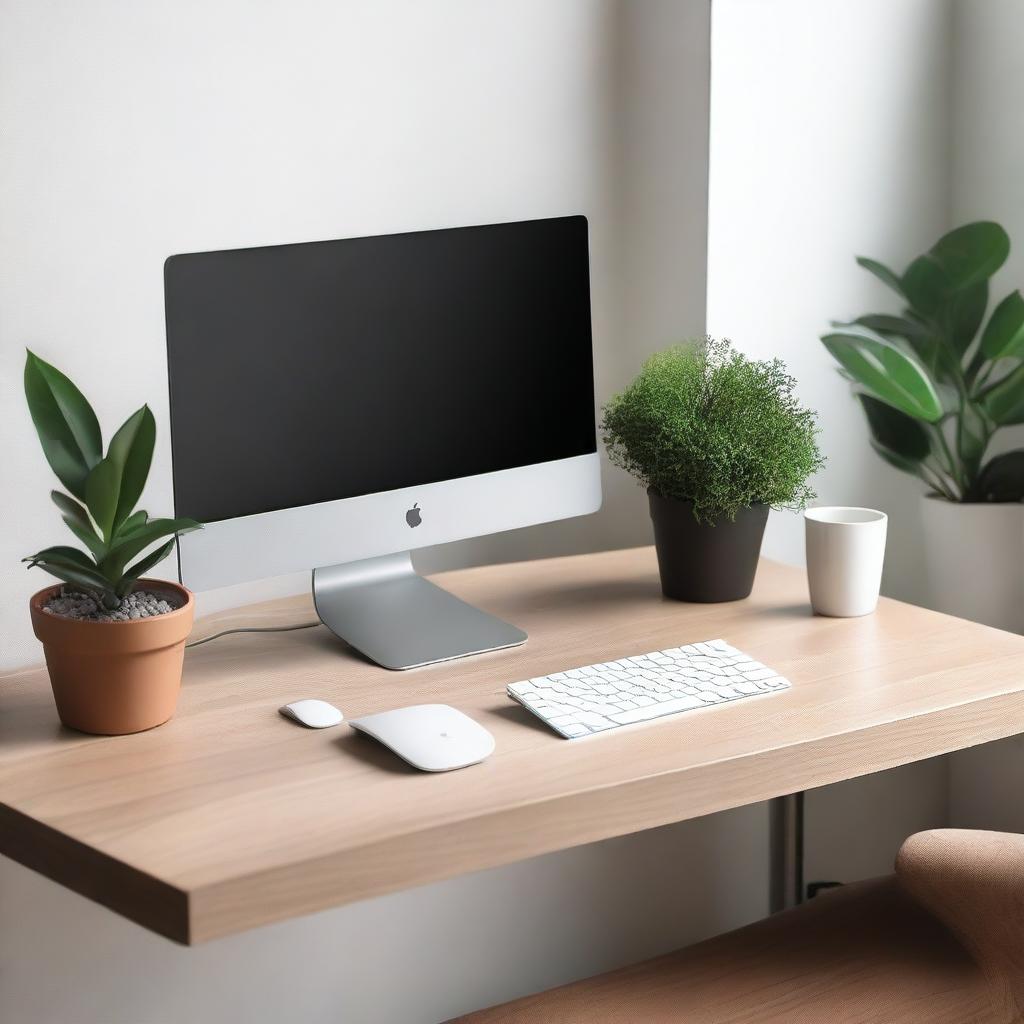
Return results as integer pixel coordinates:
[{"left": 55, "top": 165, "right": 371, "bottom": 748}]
[{"left": 164, "top": 215, "right": 601, "bottom": 669}]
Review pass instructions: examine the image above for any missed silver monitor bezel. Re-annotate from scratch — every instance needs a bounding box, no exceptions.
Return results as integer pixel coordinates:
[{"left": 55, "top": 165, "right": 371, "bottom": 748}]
[{"left": 176, "top": 452, "right": 601, "bottom": 592}]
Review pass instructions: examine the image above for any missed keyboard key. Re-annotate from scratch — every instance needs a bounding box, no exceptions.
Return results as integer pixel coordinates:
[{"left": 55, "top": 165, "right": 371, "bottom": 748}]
[{"left": 610, "top": 695, "right": 706, "bottom": 724}]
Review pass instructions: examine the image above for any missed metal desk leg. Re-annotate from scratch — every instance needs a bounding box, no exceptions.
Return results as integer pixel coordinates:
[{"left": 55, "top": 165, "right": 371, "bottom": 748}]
[{"left": 769, "top": 792, "right": 804, "bottom": 913}]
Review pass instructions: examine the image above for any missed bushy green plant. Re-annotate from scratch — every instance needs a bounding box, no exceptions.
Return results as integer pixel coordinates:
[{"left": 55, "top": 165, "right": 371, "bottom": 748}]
[
  {"left": 23, "top": 351, "right": 201, "bottom": 610},
  {"left": 821, "top": 220, "right": 1024, "bottom": 502},
  {"left": 601, "top": 338, "right": 824, "bottom": 523}
]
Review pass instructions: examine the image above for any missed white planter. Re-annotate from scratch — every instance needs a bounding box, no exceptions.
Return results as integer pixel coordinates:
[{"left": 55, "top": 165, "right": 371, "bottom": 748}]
[{"left": 919, "top": 495, "right": 1024, "bottom": 634}]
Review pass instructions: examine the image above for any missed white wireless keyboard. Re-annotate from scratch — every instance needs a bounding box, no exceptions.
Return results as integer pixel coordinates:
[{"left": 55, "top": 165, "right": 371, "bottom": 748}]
[{"left": 507, "top": 639, "right": 790, "bottom": 739}]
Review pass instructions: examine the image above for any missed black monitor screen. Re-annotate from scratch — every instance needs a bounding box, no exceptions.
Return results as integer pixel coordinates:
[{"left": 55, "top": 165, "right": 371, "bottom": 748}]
[{"left": 165, "top": 216, "right": 595, "bottom": 523}]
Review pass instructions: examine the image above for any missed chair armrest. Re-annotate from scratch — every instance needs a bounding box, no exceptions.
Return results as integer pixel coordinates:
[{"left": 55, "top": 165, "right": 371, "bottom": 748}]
[{"left": 897, "top": 829, "right": 1024, "bottom": 1019}]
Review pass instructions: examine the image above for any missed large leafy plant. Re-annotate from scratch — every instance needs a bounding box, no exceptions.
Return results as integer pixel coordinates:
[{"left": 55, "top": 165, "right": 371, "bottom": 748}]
[
  {"left": 601, "top": 338, "right": 824, "bottom": 522},
  {"left": 821, "top": 221, "right": 1024, "bottom": 502},
  {"left": 23, "top": 351, "right": 201, "bottom": 609}
]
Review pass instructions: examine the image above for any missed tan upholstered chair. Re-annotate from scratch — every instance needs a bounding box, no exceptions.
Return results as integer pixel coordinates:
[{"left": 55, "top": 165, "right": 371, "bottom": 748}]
[{"left": 451, "top": 830, "right": 1024, "bottom": 1024}]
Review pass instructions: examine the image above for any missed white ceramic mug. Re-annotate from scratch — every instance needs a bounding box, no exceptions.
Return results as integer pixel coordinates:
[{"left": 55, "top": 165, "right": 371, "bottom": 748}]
[{"left": 805, "top": 507, "right": 888, "bottom": 617}]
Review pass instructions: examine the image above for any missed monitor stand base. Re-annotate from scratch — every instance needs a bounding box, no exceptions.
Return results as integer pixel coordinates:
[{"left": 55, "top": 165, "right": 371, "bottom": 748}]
[{"left": 312, "top": 552, "right": 528, "bottom": 670}]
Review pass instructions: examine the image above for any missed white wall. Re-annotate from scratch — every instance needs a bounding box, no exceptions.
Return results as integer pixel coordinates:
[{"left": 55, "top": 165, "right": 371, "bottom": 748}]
[
  {"left": 1, "top": 3, "right": 732, "bottom": 1023},
  {"left": 946, "top": 0, "right": 1024, "bottom": 831},
  {"left": 707, "top": 0, "right": 952, "bottom": 602},
  {"left": 0, "top": 0, "right": 609, "bottom": 668},
  {"left": 950, "top": 0, "right": 1024, "bottom": 284},
  {"left": 706, "top": 0, "right": 954, "bottom": 882},
  {"left": 947, "top": 0, "right": 1024, "bottom": 475}
]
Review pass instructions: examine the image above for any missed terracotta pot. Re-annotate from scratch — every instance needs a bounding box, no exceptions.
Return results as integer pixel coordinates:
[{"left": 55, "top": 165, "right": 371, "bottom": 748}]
[
  {"left": 648, "top": 490, "right": 769, "bottom": 602},
  {"left": 29, "top": 579, "right": 194, "bottom": 735}
]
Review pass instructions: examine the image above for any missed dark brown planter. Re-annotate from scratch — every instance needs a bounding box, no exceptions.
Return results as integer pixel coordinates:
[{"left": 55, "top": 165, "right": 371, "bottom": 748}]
[
  {"left": 648, "top": 489, "right": 768, "bottom": 602},
  {"left": 29, "top": 579, "right": 194, "bottom": 735}
]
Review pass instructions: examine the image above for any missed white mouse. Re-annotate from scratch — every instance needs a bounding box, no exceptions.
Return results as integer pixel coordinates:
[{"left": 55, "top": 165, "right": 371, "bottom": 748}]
[
  {"left": 279, "top": 699, "right": 344, "bottom": 729},
  {"left": 348, "top": 704, "right": 495, "bottom": 772}
]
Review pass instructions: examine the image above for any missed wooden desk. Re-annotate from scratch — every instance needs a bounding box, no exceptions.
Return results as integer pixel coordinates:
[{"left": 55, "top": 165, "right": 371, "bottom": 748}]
[{"left": 2, "top": 547, "right": 1024, "bottom": 945}]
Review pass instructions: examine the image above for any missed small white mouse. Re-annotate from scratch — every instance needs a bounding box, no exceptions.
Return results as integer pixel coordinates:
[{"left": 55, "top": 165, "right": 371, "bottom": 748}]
[
  {"left": 279, "top": 699, "right": 344, "bottom": 729},
  {"left": 348, "top": 704, "right": 495, "bottom": 772}
]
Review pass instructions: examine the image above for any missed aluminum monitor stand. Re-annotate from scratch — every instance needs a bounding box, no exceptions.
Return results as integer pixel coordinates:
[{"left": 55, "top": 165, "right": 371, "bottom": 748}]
[{"left": 312, "top": 552, "right": 527, "bottom": 670}]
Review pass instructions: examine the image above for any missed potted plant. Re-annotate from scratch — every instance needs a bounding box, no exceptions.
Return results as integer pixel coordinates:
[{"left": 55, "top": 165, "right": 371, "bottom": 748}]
[
  {"left": 820, "top": 221, "right": 1024, "bottom": 633},
  {"left": 602, "top": 338, "right": 824, "bottom": 602},
  {"left": 22, "top": 351, "right": 202, "bottom": 735}
]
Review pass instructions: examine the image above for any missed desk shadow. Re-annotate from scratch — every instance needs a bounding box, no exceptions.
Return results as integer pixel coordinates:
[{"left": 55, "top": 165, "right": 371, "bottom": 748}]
[
  {"left": 497, "top": 576, "right": 816, "bottom": 628},
  {"left": 334, "top": 729, "right": 421, "bottom": 774},
  {"left": 494, "top": 576, "right": 660, "bottom": 617},
  {"left": 754, "top": 602, "right": 814, "bottom": 620},
  {"left": 0, "top": 717, "right": 89, "bottom": 750},
  {"left": 488, "top": 702, "right": 560, "bottom": 738}
]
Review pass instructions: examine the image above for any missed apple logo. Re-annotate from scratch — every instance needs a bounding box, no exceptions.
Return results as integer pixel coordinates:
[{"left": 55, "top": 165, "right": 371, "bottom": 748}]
[{"left": 405, "top": 502, "right": 422, "bottom": 528}]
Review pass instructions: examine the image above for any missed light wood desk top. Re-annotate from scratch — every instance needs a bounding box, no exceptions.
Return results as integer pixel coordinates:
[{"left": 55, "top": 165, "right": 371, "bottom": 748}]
[{"left": 2, "top": 547, "right": 1024, "bottom": 945}]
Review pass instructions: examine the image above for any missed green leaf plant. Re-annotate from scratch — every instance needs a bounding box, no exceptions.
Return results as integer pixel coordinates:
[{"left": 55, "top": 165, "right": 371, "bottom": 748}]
[
  {"left": 22, "top": 351, "right": 202, "bottom": 610},
  {"left": 601, "top": 338, "right": 825, "bottom": 523},
  {"left": 822, "top": 221, "right": 1024, "bottom": 502}
]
